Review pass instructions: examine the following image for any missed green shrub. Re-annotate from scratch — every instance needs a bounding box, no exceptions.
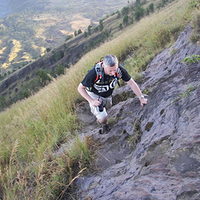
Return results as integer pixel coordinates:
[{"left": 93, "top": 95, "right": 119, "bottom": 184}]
[
  {"left": 35, "top": 69, "right": 52, "bottom": 86},
  {"left": 46, "top": 47, "right": 51, "bottom": 53},
  {"left": 182, "top": 55, "right": 200, "bottom": 64},
  {"left": 54, "top": 51, "right": 64, "bottom": 62},
  {"left": 123, "top": 15, "right": 129, "bottom": 25},
  {"left": 55, "top": 64, "right": 65, "bottom": 76},
  {"left": 0, "top": 95, "right": 6, "bottom": 109},
  {"left": 99, "top": 19, "right": 104, "bottom": 31}
]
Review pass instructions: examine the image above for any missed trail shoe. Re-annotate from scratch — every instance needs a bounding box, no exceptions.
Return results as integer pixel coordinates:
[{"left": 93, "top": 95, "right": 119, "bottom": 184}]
[{"left": 99, "top": 124, "right": 110, "bottom": 134}]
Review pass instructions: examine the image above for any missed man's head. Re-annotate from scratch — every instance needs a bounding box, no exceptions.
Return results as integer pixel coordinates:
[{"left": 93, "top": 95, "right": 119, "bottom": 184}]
[{"left": 103, "top": 54, "right": 118, "bottom": 76}]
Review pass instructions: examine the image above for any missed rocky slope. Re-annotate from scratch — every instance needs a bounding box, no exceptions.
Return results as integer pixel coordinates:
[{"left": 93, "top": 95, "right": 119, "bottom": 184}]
[{"left": 74, "top": 24, "right": 200, "bottom": 199}]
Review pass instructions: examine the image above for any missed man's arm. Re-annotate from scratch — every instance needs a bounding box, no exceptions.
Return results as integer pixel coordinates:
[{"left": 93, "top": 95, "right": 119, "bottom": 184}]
[
  {"left": 77, "top": 83, "right": 101, "bottom": 107},
  {"left": 127, "top": 78, "right": 147, "bottom": 106}
]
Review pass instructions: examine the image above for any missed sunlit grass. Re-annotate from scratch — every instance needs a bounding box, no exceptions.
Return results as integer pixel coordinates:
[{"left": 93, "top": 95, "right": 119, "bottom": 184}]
[
  {"left": 8, "top": 39, "right": 21, "bottom": 62},
  {"left": 2, "top": 39, "right": 21, "bottom": 69},
  {"left": 0, "top": 0, "right": 198, "bottom": 198}
]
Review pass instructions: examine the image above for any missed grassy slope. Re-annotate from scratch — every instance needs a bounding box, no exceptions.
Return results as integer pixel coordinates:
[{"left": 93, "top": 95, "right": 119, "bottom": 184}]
[{"left": 0, "top": 0, "right": 198, "bottom": 199}]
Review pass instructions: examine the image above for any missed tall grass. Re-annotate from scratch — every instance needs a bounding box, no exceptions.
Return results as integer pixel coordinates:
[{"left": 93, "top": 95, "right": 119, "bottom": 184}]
[{"left": 0, "top": 0, "right": 198, "bottom": 198}]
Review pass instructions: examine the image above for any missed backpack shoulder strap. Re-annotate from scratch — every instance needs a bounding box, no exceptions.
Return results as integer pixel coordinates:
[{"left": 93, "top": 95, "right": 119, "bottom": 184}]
[
  {"left": 94, "top": 61, "right": 103, "bottom": 82},
  {"left": 115, "top": 65, "right": 122, "bottom": 79}
]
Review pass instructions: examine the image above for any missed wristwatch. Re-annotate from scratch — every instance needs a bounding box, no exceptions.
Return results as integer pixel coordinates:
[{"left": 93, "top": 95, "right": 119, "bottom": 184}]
[{"left": 139, "top": 95, "right": 144, "bottom": 99}]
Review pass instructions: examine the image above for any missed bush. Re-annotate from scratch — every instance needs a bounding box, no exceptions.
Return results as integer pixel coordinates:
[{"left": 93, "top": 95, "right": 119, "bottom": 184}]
[
  {"left": 55, "top": 64, "right": 65, "bottom": 76},
  {"left": 88, "top": 25, "right": 92, "bottom": 35},
  {"left": 35, "top": 69, "right": 52, "bottom": 86},
  {"left": 117, "top": 10, "right": 121, "bottom": 18},
  {"left": 123, "top": 15, "right": 129, "bottom": 25},
  {"left": 65, "top": 34, "right": 73, "bottom": 41},
  {"left": 0, "top": 95, "right": 6, "bottom": 109},
  {"left": 149, "top": 3, "right": 154, "bottom": 12},
  {"left": 54, "top": 51, "right": 64, "bottom": 62},
  {"left": 18, "top": 88, "right": 31, "bottom": 99},
  {"left": 121, "top": 6, "right": 129, "bottom": 16},
  {"left": 46, "top": 47, "right": 51, "bottom": 53},
  {"left": 78, "top": 29, "right": 82, "bottom": 35},
  {"left": 135, "top": 6, "right": 145, "bottom": 21},
  {"left": 99, "top": 20, "right": 104, "bottom": 31}
]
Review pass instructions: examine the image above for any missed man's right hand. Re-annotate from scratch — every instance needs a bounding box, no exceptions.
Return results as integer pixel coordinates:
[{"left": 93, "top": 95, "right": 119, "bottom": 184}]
[{"left": 90, "top": 99, "right": 102, "bottom": 107}]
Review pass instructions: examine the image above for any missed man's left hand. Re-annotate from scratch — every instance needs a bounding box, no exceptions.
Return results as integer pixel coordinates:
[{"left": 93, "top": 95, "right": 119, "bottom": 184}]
[{"left": 140, "top": 98, "right": 147, "bottom": 106}]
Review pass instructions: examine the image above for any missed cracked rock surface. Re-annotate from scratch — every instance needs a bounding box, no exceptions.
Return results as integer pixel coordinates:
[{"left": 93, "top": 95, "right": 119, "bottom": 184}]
[{"left": 74, "top": 24, "right": 200, "bottom": 200}]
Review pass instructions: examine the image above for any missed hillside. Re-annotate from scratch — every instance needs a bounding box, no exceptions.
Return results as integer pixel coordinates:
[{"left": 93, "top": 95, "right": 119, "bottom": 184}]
[
  {"left": 0, "top": 0, "right": 199, "bottom": 199},
  {"left": 75, "top": 23, "right": 200, "bottom": 200},
  {"left": 0, "top": 0, "right": 128, "bottom": 75},
  {"left": 0, "top": 0, "right": 170, "bottom": 110}
]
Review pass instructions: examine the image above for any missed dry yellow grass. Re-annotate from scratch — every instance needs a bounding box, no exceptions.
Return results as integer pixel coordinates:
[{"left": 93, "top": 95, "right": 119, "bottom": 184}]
[
  {"left": 0, "top": 0, "right": 197, "bottom": 198},
  {"left": 2, "top": 39, "right": 21, "bottom": 68},
  {"left": 0, "top": 46, "right": 6, "bottom": 54}
]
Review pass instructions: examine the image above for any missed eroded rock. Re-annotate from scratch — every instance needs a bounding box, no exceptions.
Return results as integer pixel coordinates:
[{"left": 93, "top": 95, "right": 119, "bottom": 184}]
[{"left": 75, "top": 24, "right": 200, "bottom": 200}]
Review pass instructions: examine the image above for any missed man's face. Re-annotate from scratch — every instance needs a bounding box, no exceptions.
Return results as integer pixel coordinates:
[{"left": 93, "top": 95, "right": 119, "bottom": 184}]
[{"left": 103, "top": 63, "right": 118, "bottom": 76}]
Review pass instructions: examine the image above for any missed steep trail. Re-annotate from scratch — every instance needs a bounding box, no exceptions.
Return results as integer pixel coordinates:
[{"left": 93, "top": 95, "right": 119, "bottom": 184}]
[{"left": 73, "top": 24, "right": 200, "bottom": 200}]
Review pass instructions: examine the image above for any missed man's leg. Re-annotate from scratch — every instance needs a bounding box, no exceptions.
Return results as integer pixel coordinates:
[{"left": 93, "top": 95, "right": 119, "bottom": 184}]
[
  {"left": 86, "top": 91, "right": 111, "bottom": 133},
  {"left": 98, "top": 116, "right": 108, "bottom": 125}
]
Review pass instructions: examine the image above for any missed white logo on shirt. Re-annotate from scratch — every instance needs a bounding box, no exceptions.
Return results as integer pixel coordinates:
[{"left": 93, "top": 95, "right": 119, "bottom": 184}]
[
  {"left": 94, "top": 78, "right": 118, "bottom": 93},
  {"left": 94, "top": 84, "right": 109, "bottom": 93},
  {"left": 110, "top": 78, "right": 118, "bottom": 89}
]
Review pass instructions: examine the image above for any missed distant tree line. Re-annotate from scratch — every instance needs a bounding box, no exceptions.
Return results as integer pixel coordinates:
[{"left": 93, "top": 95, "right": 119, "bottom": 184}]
[
  {"left": 0, "top": 0, "right": 177, "bottom": 111},
  {"left": 118, "top": 0, "right": 172, "bottom": 30}
]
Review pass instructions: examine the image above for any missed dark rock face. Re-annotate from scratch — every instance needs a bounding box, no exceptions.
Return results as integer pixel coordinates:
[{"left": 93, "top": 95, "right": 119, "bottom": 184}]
[{"left": 75, "top": 25, "right": 200, "bottom": 199}]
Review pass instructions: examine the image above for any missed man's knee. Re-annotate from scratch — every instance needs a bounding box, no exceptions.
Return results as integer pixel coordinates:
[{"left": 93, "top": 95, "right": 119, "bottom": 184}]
[{"left": 98, "top": 117, "right": 108, "bottom": 125}]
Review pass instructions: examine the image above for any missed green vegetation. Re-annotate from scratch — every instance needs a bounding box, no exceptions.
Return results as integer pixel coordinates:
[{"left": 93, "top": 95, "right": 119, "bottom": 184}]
[
  {"left": 171, "top": 84, "right": 199, "bottom": 104},
  {"left": 190, "top": 13, "right": 200, "bottom": 43},
  {"left": 35, "top": 69, "right": 52, "bottom": 86},
  {"left": 1, "top": 0, "right": 194, "bottom": 108},
  {"left": 182, "top": 54, "right": 200, "bottom": 64},
  {"left": 0, "top": 0, "right": 128, "bottom": 80},
  {"left": 127, "top": 119, "right": 142, "bottom": 150},
  {"left": 55, "top": 64, "right": 65, "bottom": 76},
  {"left": 0, "top": 0, "right": 198, "bottom": 199}
]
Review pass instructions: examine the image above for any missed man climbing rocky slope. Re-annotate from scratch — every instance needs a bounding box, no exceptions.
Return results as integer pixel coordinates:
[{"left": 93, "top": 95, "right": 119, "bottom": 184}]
[{"left": 75, "top": 24, "right": 200, "bottom": 200}]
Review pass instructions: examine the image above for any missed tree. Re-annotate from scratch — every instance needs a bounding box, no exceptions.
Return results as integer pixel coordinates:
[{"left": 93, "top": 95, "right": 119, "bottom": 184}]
[
  {"left": 149, "top": 3, "right": 154, "bottom": 12},
  {"left": 35, "top": 69, "right": 52, "bottom": 86},
  {"left": 0, "top": 95, "right": 6, "bottom": 109},
  {"left": 99, "top": 20, "right": 104, "bottom": 31},
  {"left": 121, "top": 6, "right": 129, "bottom": 16},
  {"left": 117, "top": 10, "right": 121, "bottom": 19},
  {"left": 78, "top": 29, "right": 82, "bottom": 35},
  {"left": 123, "top": 15, "right": 129, "bottom": 25},
  {"left": 55, "top": 64, "right": 65, "bottom": 76},
  {"left": 136, "top": 0, "right": 141, "bottom": 5},
  {"left": 146, "top": 8, "right": 150, "bottom": 15},
  {"left": 46, "top": 47, "right": 51, "bottom": 53},
  {"left": 88, "top": 25, "right": 92, "bottom": 35},
  {"left": 135, "top": 6, "right": 145, "bottom": 21},
  {"left": 54, "top": 51, "right": 64, "bottom": 62},
  {"left": 95, "top": 27, "right": 98, "bottom": 32}
]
